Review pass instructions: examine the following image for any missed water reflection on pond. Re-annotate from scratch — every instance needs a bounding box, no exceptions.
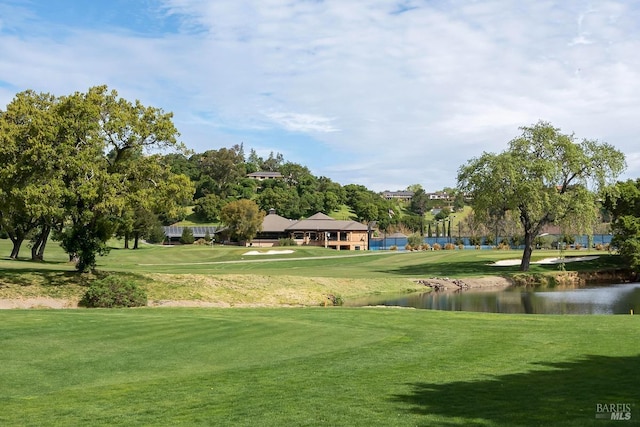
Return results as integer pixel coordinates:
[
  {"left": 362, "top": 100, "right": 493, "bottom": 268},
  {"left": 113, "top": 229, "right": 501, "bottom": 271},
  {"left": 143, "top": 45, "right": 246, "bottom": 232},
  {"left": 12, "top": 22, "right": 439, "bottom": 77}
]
[{"left": 347, "top": 283, "right": 640, "bottom": 314}]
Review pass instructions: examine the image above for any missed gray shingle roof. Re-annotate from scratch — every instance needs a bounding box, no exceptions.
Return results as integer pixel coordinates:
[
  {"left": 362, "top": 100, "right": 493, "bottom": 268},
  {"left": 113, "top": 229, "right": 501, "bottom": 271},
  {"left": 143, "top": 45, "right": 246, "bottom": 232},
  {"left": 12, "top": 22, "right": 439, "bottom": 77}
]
[
  {"left": 247, "top": 171, "right": 283, "bottom": 178},
  {"left": 261, "top": 212, "right": 294, "bottom": 232},
  {"left": 285, "top": 212, "right": 368, "bottom": 232}
]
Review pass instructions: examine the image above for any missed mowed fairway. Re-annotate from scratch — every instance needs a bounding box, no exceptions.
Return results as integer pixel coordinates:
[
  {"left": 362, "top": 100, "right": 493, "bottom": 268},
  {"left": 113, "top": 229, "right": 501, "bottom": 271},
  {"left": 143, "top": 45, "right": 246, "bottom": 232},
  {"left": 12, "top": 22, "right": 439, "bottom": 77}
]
[
  {"left": 1, "top": 240, "right": 638, "bottom": 425},
  {"left": 1, "top": 308, "right": 638, "bottom": 426}
]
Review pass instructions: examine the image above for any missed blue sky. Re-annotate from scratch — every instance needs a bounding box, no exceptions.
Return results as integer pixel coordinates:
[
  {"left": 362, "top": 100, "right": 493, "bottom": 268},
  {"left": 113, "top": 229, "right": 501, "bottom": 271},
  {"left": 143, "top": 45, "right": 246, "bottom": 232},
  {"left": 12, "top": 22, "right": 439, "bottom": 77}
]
[{"left": 1, "top": 0, "right": 639, "bottom": 192}]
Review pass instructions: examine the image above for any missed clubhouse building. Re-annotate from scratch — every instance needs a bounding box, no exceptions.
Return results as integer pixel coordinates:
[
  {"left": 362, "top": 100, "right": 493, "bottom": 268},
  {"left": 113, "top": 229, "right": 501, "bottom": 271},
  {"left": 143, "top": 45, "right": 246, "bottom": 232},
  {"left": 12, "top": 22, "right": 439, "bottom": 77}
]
[
  {"left": 254, "top": 210, "right": 369, "bottom": 250},
  {"left": 164, "top": 209, "right": 370, "bottom": 250}
]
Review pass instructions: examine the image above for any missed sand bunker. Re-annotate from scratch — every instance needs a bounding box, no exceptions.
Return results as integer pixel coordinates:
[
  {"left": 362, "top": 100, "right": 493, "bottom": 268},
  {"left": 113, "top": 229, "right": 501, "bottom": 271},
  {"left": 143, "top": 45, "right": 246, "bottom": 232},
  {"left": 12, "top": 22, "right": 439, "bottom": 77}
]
[
  {"left": 492, "top": 256, "right": 600, "bottom": 266},
  {"left": 243, "top": 249, "right": 295, "bottom": 256}
]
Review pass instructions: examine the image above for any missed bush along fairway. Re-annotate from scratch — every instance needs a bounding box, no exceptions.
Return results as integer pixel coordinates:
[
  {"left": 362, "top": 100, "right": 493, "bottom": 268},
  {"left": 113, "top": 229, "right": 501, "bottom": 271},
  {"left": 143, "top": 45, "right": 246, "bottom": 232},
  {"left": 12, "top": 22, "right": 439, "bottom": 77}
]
[{"left": 0, "top": 308, "right": 638, "bottom": 426}]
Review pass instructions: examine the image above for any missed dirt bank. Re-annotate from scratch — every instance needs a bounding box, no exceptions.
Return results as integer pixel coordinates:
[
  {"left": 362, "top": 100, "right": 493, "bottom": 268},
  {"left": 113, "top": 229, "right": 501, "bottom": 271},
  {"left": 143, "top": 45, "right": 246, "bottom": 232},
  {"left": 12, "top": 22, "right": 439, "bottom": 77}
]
[
  {"left": 415, "top": 276, "right": 514, "bottom": 292},
  {"left": 0, "top": 297, "right": 79, "bottom": 309}
]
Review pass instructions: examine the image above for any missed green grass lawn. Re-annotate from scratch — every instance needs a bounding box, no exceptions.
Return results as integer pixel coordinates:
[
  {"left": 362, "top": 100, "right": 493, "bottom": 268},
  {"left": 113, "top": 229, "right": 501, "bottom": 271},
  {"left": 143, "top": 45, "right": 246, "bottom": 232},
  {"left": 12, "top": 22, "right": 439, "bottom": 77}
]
[
  {"left": 3, "top": 237, "right": 621, "bottom": 277},
  {"left": 1, "top": 239, "right": 637, "bottom": 425},
  {"left": 0, "top": 308, "right": 637, "bottom": 426},
  {"left": 96, "top": 243, "right": 628, "bottom": 278}
]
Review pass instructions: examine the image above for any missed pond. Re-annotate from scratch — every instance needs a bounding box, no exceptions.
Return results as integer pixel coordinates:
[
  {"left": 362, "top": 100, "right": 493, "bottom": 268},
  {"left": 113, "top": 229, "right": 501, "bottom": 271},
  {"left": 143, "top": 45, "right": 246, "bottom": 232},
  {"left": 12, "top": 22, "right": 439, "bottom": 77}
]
[{"left": 346, "top": 283, "right": 640, "bottom": 314}]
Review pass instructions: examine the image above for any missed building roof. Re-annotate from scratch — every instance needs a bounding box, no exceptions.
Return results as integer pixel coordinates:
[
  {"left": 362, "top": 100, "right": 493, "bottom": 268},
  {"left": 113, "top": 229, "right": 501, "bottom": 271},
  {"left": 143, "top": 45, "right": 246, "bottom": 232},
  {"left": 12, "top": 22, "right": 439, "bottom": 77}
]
[
  {"left": 246, "top": 171, "right": 283, "bottom": 178},
  {"left": 261, "top": 212, "right": 294, "bottom": 232},
  {"left": 286, "top": 212, "right": 368, "bottom": 232},
  {"left": 163, "top": 226, "right": 218, "bottom": 238},
  {"left": 382, "top": 191, "right": 414, "bottom": 199},
  {"left": 307, "top": 212, "right": 333, "bottom": 220}
]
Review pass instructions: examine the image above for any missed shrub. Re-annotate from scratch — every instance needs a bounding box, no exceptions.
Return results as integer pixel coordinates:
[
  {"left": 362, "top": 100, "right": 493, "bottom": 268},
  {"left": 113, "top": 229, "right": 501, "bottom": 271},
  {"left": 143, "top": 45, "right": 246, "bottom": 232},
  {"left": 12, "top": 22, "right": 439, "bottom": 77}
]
[
  {"left": 179, "top": 227, "right": 194, "bottom": 244},
  {"left": 421, "top": 243, "right": 431, "bottom": 251},
  {"left": 432, "top": 243, "right": 442, "bottom": 251},
  {"left": 278, "top": 237, "right": 297, "bottom": 246},
  {"left": 468, "top": 236, "right": 482, "bottom": 246},
  {"left": 560, "top": 233, "right": 576, "bottom": 245},
  {"left": 444, "top": 243, "right": 456, "bottom": 250},
  {"left": 389, "top": 245, "right": 398, "bottom": 251},
  {"left": 405, "top": 244, "right": 413, "bottom": 251},
  {"left": 407, "top": 233, "right": 423, "bottom": 250},
  {"left": 534, "top": 235, "right": 553, "bottom": 249},
  {"left": 510, "top": 235, "right": 523, "bottom": 247},
  {"left": 324, "top": 294, "right": 344, "bottom": 306},
  {"left": 146, "top": 224, "right": 166, "bottom": 244},
  {"left": 194, "top": 238, "right": 207, "bottom": 245},
  {"left": 80, "top": 276, "right": 147, "bottom": 308}
]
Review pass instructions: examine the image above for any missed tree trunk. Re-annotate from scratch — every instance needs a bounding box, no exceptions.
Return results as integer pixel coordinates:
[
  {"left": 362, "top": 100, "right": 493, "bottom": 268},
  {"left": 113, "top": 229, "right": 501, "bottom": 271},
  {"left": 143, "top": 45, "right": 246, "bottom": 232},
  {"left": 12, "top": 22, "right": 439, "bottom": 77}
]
[
  {"left": 519, "top": 231, "right": 534, "bottom": 271},
  {"left": 133, "top": 232, "right": 140, "bottom": 249},
  {"left": 37, "top": 228, "right": 49, "bottom": 260},
  {"left": 31, "top": 226, "right": 51, "bottom": 261},
  {"left": 10, "top": 236, "right": 24, "bottom": 259},
  {"left": 31, "top": 232, "right": 44, "bottom": 261},
  {"left": 124, "top": 232, "right": 130, "bottom": 249}
]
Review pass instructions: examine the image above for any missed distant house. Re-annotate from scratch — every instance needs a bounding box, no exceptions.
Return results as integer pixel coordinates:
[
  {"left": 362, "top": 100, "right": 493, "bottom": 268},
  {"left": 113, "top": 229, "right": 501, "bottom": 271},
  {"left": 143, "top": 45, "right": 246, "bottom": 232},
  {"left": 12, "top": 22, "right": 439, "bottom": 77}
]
[
  {"left": 428, "top": 192, "right": 451, "bottom": 200},
  {"left": 382, "top": 191, "right": 414, "bottom": 201},
  {"left": 246, "top": 171, "right": 283, "bottom": 180},
  {"left": 253, "top": 211, "right": 369, "bottom": 250}
]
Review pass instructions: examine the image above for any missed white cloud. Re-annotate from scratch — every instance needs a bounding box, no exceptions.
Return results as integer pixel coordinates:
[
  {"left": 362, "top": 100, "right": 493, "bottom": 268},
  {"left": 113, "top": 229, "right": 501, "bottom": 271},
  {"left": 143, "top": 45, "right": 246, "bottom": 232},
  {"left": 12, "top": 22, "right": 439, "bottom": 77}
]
[
  {"left": 264, "top": 111, "right": 339, "bottom": 133},
  {"left": 1, "top": 0, "right": 640, "bottom": 191}
]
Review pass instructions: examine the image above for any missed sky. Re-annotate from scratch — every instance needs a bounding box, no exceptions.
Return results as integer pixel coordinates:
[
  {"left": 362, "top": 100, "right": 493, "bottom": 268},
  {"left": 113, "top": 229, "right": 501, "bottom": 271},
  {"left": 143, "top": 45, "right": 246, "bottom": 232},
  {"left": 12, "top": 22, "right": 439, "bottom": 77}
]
[{"left": 1, "top": 0, "right": 639, "bottom": 192}]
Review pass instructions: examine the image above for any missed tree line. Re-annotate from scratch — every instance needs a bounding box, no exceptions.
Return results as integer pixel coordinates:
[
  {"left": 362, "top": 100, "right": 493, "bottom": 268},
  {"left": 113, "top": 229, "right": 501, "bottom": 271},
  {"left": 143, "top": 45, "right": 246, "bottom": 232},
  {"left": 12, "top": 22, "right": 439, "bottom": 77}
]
[
  {"left": 161, "top": 145, "right": 408, "bottom": 227},
  {"left": 1, "top": 86, "right": 637, "bottom": 273}
]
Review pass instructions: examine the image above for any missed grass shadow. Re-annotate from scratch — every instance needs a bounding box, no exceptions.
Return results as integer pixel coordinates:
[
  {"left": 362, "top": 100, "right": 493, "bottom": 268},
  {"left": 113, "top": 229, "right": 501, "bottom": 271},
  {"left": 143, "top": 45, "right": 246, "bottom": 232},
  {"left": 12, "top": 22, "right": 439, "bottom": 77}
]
[
  {"left": 380, "top": 255, "right": 627, "bottom": 279},
  {"left": 391, "top": 354, "right": 640, "bottom": 426},
  {"left": 0, "top": 262, "right": 150, "bottom": 289},
  {"left": 378, "top": 260, "right": 521, "bottom": 278},
  {"left": 0, "top": 267, "right": 80, "bottom": 288},
  {"left": 534, "top": 254, "right": 627, "bottom": 272}
]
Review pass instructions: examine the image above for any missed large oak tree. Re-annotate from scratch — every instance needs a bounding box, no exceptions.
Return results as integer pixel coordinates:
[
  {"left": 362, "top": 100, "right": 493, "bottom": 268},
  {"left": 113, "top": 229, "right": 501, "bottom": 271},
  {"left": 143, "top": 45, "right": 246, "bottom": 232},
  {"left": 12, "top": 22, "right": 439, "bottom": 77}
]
[
  {"left": 0, "top": 90, "right": 67, "bottom": 260},
  {"left": 457, "top": 121, "right": 625, "bottom": 271},
  {"left": 0, "top": 86, "right": 192, "bottom": 270}
]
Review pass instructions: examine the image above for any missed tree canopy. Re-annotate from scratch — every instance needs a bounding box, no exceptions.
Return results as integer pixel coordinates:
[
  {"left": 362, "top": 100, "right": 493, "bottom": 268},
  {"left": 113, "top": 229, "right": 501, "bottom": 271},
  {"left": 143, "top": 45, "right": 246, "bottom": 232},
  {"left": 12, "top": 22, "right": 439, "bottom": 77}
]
[
  {"left": 0, "top": 86, "right": 193, "bottom": 271},
  {"left": 604, "top": 179, "right": 640, "bottom": 271},
  {"left": 220, "top": 199, "right": 265, "bottom": 243},
  {"left": 0, "top": 90, "right": 64, "bottom": 260},
  {"left": 457, "top": 121, "right": 625, "bottom": 271}
]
